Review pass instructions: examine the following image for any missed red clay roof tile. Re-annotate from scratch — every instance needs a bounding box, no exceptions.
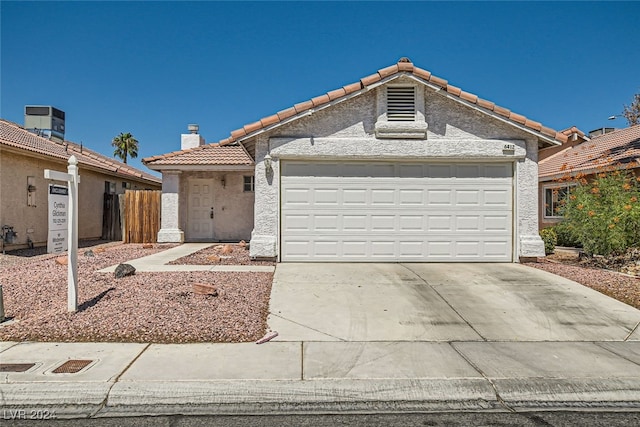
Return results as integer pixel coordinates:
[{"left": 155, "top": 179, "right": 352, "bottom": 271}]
[
  {"left": 412, "top": 68, "right": 431, "bottom": 81},
  {"left": 524, "top": 119, "right": 542, "bottom": 131},
  {"left": 243, "top": 121, "right": 263, "bottom": 134},
  {"left": 294, "top": 100, "right": 314, "bottom": 114},
  {"left": 446, "top": 85, "right": 462, "bottom": 96},
  {"left": 311, "top": 94, "right": 331, "bottom": 107},
  {"left": 428, "top": 75, "right": 448, "bottom": 88},
  {"left": 260, "top": 114, "right": 280, "bottom": 127},
  {"left": 539, "top": 126, "right": 557, "bottom": 138},
  {"left": 276, "top": 107, "right": 297, "bottom": 121},
  {"left": 477, "top": 98, "right": 495, "bottom": 111},
  {"left": 509, "top": 112, "right": 527, "bottom": 125},
  {"left": 143, "top": 144, "right": 253, "bottom": 167},
  {"left": 0, "top": 119, "right": 160, "bottom": 184},
  {"left": 493, "top": 105, "right": 511, "bottom": 118},
  {"left": 378, "top": 64, "right": 399, "bottom": 78},
  {"left": 360, "top": 73, "right": 382, "bottom": 86},
  {"left": 397, "top": 61, "right": 414, "bottom": 72},
  {"left": 459, "top": 91, "right": 478, "bottom": 103},
  {"left": 343, "top": 81, "right": 362, "bottom": 95},
  {"left": 327, "top": 88, "right": 347, "bottom": 101},
  {"left": 540, "top": 125, "right": 640, "bottom": 178},
  {"left": 190, "top": 57, "right": 566, "bottom": 150}
]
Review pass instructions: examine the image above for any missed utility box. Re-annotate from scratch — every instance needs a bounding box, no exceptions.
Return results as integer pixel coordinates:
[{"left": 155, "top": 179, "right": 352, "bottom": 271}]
[{"left": 24, "top": 106, "right": 66, "bottom": 142}]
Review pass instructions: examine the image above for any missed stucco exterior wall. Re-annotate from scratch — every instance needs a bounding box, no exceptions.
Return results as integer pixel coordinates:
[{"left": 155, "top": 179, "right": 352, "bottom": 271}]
[
  {"left": 249, "top": 81, "right": 545, "bottom": 261},
  {"left": 0, "top": 148, "right": 160, "bottom": 249},
  {"left": 177, "top": 171, "right": 255, "bottom": 242}
]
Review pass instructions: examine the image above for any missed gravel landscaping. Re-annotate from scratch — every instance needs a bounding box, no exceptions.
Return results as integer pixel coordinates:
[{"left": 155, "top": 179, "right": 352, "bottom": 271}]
[
  {"left": 525, "top": 251, "right": 640, "bottom": 310},
  {"left": 168, "top": 242, "right": 275, "bottom": 266},
  {"left": 0, "top": 243, "right": 273, "bottom": 343}
]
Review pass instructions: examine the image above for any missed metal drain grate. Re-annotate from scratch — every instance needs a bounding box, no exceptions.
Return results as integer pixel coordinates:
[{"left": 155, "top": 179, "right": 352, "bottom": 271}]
[
  {"left": 0, "top": 363, "right": 36, "bottom": 373},
  {"left": 52, "top": 359, "right": 93, "bottom": 374}
]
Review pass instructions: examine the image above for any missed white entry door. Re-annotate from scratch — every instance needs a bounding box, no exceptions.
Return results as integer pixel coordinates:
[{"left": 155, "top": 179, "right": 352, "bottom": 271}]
[
  {"left": 280, "top": 161, "right": 513, "bottom": 262},
  {"left": 188, "top": 179, "right": 215, "bottom": 241}
]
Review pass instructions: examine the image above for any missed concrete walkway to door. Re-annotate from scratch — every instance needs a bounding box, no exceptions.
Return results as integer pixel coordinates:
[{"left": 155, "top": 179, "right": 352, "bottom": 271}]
[{"left": 268, "top": 263, "right": 640, "bottom": 342}]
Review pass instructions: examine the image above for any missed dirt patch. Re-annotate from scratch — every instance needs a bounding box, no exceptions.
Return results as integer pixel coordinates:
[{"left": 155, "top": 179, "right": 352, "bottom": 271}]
[{"left": 0, "top": 243, "right": 272, "bottom": 343}]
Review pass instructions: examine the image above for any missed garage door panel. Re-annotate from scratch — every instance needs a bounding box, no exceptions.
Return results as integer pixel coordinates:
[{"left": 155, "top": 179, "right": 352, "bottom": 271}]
[
  {"left": 281, "top": 161, "right": 513, "bottom": 262},
  {"left": 427, "top": 190, "right": 452, "bottom": 205}
]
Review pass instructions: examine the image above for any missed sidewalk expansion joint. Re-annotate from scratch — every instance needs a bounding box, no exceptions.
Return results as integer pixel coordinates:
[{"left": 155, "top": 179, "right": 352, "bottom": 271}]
[
  {"left": 91, "top": 342, "right": 151, "bottom": 418},
  {"left": 594, "top": 341, "right": 640, "bottom": 367},
  {"left": 449, "top": 342, "right": 515, "bottom": 413},
  {"left": 400, "top": 264, "right": 487, "bottom": 342},
  {"left": 624, "top": 321, "right": 639, "bottom": 341},
  {"left": 269, "top": 313, "right": 346, "bottom": 341}
]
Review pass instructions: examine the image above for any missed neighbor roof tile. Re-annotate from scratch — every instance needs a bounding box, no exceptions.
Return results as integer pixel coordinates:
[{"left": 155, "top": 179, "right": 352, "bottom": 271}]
[{"left": 539, "top": 125, "right": 640, "bottom": 178}]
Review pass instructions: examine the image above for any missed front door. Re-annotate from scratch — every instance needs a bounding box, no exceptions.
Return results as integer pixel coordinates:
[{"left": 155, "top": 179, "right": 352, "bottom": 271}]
[{"left": 188, "top": 179, "right": 215, "bottom": 241}]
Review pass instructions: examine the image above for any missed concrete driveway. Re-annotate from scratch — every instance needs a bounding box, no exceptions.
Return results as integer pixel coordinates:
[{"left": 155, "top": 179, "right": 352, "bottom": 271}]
[{"left": 268, "top": 263, "right": 640, "bottom": 342}]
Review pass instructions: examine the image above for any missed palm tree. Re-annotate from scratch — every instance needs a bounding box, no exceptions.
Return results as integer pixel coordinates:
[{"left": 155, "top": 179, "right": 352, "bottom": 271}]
[{"left": 111, "top": 132, "right": 139, "bottom": 164}]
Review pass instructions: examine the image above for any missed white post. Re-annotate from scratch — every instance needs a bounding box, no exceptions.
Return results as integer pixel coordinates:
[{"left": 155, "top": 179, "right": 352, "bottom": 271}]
[{"left": 67, "top": 156, "right": 79, "bottom": 312}]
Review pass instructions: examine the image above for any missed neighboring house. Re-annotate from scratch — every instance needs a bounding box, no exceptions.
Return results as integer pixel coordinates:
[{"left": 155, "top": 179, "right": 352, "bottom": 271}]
[
  {"left": 144, "top": 57, "right": 569, "bottom": 263},
  {"left": 539, "top": 124, "right": 640, "bottom": 229},
  {"left": 0, "top": 119, "right": 162, "bottom": 250}
]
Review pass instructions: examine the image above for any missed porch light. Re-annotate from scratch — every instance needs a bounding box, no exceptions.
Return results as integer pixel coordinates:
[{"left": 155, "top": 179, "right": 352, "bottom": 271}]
[{"left": 264, "top": 154, "right": 273, "bottom": 173}]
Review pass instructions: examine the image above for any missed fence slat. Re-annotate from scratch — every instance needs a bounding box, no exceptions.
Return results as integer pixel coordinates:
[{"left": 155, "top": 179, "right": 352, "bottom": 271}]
[{"left": 122, "top": 190, "right": 161, "bottom": 243}]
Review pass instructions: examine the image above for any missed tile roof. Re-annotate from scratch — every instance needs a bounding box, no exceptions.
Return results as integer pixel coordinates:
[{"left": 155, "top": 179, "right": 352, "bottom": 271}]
[
  {"left": 142, "top": 143, "right": 254, "bottom": 166},
  {"left": 539, "top": 124, "right": 640, "bottom": 179},
  {"left": 216, "top": 57, "right": 568, "bottom": 146},
  {"left": 0, "top": 119, "right": 161, "bottom": 185}
]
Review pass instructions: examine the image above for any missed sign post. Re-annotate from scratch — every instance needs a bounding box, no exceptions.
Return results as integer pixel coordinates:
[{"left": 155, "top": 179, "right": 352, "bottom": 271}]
[{"left": 44, "top": 156, "right": 80, "bottom": 312}]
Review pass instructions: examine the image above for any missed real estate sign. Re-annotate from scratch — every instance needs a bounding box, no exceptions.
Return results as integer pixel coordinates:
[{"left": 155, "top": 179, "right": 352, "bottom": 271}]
[{"left": 47, "top": 184, "right": 69, "bottom": 253}]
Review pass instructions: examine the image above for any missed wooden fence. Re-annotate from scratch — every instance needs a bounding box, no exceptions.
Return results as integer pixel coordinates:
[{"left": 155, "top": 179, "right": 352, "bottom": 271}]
[
  {"left": 123, "top": 190, "right": 161, "bottom": 243},
  {"left": 101, "top": 193, "right": 123, "bottom": 241}
]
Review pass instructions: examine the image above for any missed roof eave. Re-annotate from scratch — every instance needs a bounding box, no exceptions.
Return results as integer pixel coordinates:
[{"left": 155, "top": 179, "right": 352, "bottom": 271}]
[{"left": 146, "top": 164, "right": 254, "bottom": 172}]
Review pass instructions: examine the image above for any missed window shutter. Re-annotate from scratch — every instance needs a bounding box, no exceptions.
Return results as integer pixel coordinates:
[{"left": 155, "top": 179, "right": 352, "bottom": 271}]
[{"left": 387, "top": 87, "right": 415, "bottom": 121}]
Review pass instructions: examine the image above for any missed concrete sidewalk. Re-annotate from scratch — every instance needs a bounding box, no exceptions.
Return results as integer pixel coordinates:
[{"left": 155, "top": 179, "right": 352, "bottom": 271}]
[
  {"left": 96, "top": 243, "right": 275, "bottom": 273},
  {"left": 2, "top": 261, "right": 640, "bottom": 419},
  {"left": 2, "top": 340, "right": 640, "bottom": 418}
]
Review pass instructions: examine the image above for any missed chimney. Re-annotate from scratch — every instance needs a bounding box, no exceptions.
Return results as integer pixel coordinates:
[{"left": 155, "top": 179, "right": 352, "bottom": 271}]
[{"left": 181, "top": 124, "right": 205, "bottom": 150}]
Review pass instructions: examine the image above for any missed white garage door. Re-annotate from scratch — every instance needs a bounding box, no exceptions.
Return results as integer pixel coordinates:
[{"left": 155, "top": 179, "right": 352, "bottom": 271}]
[{"left": 281, "top": 161, "right": 513, "bottom": 262}]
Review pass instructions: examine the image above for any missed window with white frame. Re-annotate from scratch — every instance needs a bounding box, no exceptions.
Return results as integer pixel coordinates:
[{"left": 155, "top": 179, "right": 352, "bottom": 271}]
[
  {"left": 243, "top": 176, "right": 255, "bottom": 192},
  {"left": 544, "top": 185, "right": 571, "bottom": 218}
]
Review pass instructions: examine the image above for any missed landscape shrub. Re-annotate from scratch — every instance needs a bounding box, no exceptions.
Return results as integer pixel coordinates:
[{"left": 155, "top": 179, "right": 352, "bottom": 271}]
[
  {"left": 539, "top": 228, "right": 557, "bottom": 255},
  {"left": 551, "top": 222, "right": 582, "bottom": 248},
  {"left": 561, "top": 169, "right": 640, "bottom": 256}
]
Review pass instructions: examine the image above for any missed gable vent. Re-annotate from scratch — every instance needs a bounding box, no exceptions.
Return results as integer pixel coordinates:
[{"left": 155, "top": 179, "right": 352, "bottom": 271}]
[{"left": 387, "top": 87, "right": 415, "bottom": 121}]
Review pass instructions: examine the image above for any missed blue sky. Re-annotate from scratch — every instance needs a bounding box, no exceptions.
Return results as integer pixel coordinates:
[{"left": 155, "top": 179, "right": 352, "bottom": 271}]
[{"left": 2, "top": 1, "right": 639, "bottom": 176}]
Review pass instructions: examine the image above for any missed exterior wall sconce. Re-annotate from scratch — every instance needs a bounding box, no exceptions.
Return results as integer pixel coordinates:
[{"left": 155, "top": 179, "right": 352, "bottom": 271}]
[
  {"left": 28, "top": 185, "right": 37, "bottom": 192},
  {"left": 264, "top": 154, "right": 273, "bottom": 173},
  {"left": 221, "top": 176, "right": 226, "bottom": 188}
]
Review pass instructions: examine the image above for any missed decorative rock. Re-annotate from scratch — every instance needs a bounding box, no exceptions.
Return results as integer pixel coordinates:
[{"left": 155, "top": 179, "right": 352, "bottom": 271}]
[
  {"left": 84, "top": 250, "right": 95, "bottom": 257},
  {"left": 238, "top": 240, "right": 247, "bottom": 248},
  {"left": 193, "top": 283, "right": 218, "bottom": 296},
  {"left": 221, "top": 244, "right": 233, "bottom": 255},
  {"left": 94, "top": 248, "right": 106, "bottom": 253},
  {"left": 207, "top": 255, "right": 221, "bottom": 263},
  {"left": 214, "top": 245, "right": 224, "bottom": 250},
  {"left": 55, "top": 256, "right": 68, "bottom": 265},
  {"left": 142, "top": 244, "right": 153, "bottom": 249},
  {"left": 114, "top": 263, "right": 136, "bottom": 278}
]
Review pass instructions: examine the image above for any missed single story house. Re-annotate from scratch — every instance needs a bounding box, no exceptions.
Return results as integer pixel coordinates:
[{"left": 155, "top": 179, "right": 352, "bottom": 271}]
[
  {"left": 144, "top": 58, "right": 569, "bottom": 263},
  {"left": 539, "top": 124, "right": 640, "bottom": 229},
  {"left": 0, "top": 118, "right": 162, "bottom": 250}
]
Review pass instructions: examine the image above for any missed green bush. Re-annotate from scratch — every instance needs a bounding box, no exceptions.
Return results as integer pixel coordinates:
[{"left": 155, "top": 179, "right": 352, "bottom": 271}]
[
  {"left": 562, "top": 169, "right": 640, "bottom": 256},
  {"left": 552, "top": 222, "right": 582, "bottom": 248},
  {"left": 539, "top": 228, "right": 558, "bottom": 255}
]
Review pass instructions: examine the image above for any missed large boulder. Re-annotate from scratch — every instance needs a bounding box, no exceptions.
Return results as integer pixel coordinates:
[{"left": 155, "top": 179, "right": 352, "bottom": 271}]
[{"left": 114, "top": 263, "right": 136, "bottom": 278}]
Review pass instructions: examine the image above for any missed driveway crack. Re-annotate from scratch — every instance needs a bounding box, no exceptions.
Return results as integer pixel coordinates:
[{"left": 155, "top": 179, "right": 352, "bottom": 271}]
[{"left": 624, "top": 321, "right": 639, "bottom": 341}]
